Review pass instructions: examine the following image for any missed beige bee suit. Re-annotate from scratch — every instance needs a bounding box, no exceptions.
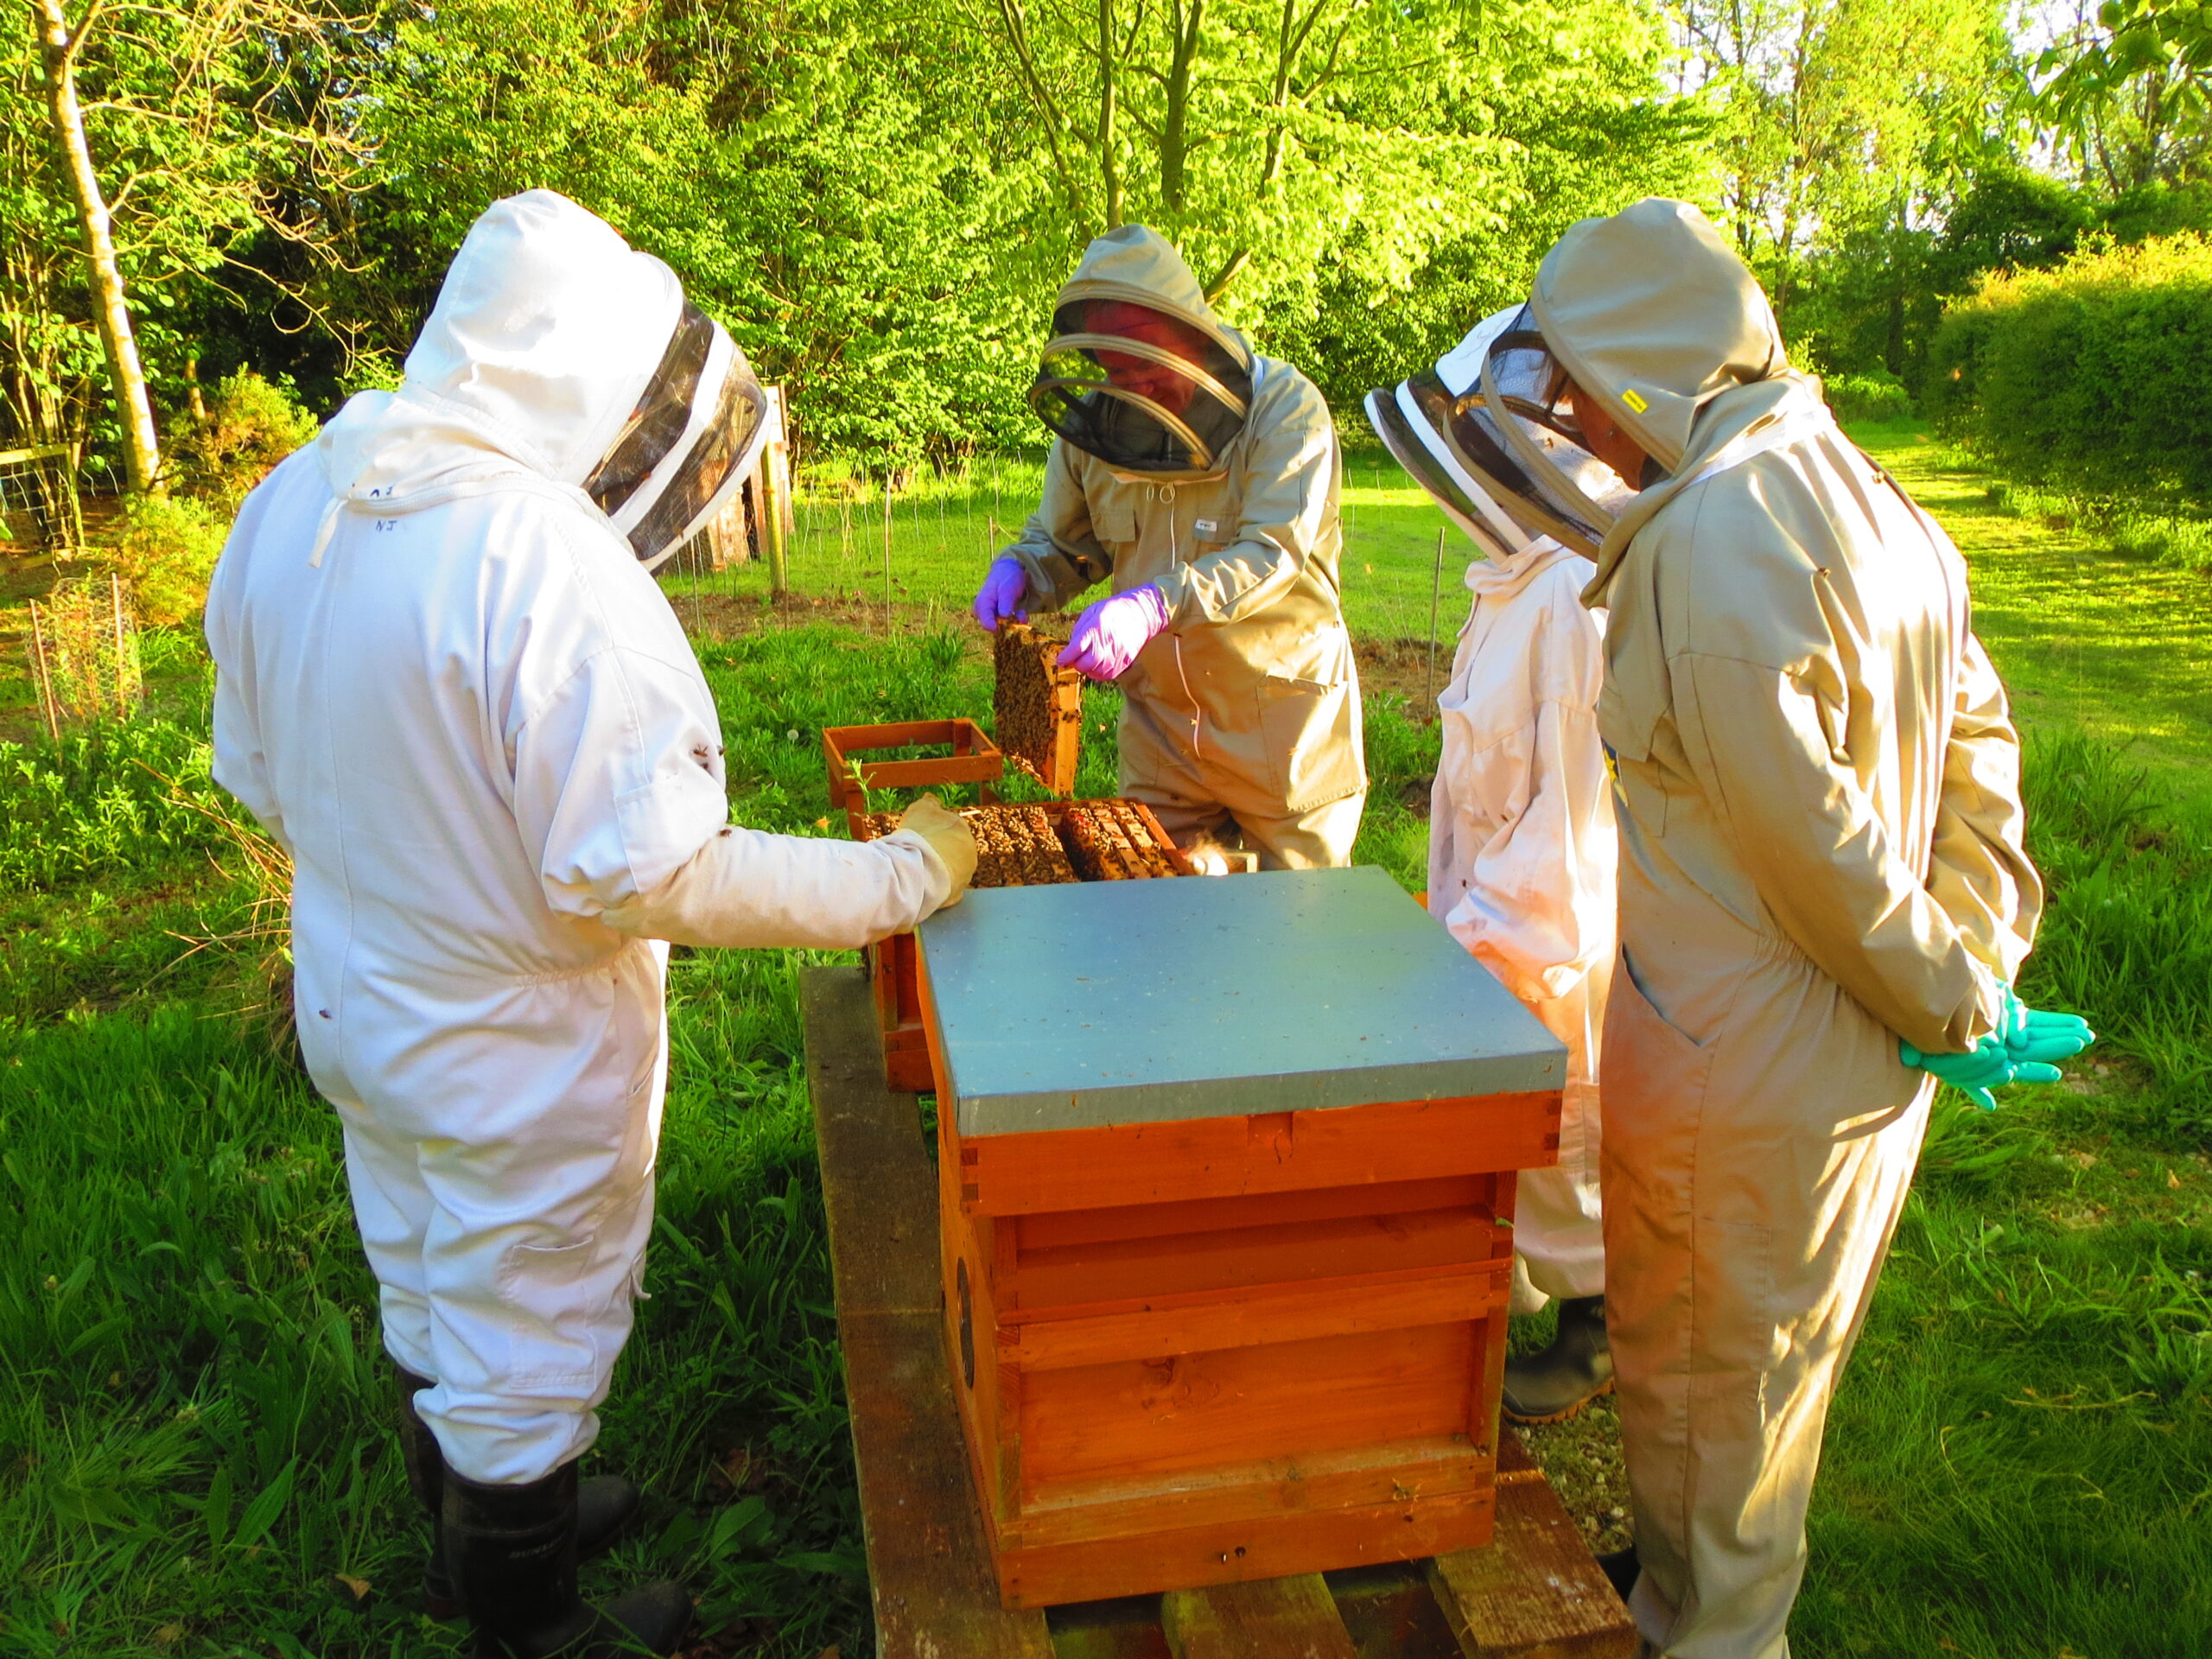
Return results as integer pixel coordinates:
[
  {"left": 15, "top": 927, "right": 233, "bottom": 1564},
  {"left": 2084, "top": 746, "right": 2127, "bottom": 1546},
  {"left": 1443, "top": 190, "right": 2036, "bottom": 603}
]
[
  {"left": 1004, "top": 228, "right": 1366, "bottom": 868},
  {"left": 1541, "top": 200, "right": 2043, "bottom": 1656}
]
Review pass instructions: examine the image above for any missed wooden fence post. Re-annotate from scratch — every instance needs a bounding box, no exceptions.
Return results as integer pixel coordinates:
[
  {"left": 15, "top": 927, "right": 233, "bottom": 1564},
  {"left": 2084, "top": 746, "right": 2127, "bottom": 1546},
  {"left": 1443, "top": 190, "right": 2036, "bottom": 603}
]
[
  {"left": 762, "top": 386, "right": 791, "bottom": 596},
  {"left": 28, "top": 598, "right": 62, "bottom": 743}
]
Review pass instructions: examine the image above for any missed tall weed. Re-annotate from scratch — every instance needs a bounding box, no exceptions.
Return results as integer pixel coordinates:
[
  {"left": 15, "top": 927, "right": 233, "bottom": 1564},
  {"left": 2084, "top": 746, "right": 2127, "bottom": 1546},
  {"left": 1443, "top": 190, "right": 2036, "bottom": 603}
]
[{"left": 0, "top": 721, "right": 231, "bottom": 890}]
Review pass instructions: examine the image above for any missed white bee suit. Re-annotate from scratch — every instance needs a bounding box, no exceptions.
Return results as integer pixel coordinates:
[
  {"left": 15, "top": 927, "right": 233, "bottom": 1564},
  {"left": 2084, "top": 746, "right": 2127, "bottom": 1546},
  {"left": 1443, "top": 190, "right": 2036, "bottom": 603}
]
[
  {"left": 206, "top": 192, "right": 953, "bottom": 1485},
  {"left": 1427, "top": 541, "right": 1614, "bottom": 1305}
]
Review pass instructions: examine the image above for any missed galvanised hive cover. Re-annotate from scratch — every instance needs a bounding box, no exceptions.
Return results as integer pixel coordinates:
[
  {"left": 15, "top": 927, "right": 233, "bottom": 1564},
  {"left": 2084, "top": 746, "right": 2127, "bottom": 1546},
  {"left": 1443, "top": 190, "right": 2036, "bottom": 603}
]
[{"left": 917, "top": 866, "right": 1567, "bottom": 1137}]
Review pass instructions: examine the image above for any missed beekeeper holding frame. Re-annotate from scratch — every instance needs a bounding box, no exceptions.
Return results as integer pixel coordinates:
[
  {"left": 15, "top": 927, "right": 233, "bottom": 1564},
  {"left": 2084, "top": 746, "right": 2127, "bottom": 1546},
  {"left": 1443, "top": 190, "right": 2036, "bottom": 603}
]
[{"left": 973, "top": 225, "right": 1368, "bottom": 870}]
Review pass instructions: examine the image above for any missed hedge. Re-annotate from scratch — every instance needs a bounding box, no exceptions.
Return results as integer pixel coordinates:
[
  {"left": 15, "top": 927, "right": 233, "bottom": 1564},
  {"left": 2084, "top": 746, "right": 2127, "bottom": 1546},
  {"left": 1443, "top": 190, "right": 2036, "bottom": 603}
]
[{"left": 1925, "top": 232, "right": 2212, "bottom": 509}]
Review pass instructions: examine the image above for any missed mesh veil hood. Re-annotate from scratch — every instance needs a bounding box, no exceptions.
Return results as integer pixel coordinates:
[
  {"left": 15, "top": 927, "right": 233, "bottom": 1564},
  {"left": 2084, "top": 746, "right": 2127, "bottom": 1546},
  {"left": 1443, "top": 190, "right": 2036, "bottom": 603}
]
[
  {"left": 1031, "top": 226, "right": 1256, "bottom": 479},
  {"left": 1529, "top": 198, "right": 1788, "bottom": 476},
  {"left": 315, "top": 189, "right": 767, "bottom": 569},
  {"left": 1052, "top": 226, "right": 1251, "bottom": 366}
]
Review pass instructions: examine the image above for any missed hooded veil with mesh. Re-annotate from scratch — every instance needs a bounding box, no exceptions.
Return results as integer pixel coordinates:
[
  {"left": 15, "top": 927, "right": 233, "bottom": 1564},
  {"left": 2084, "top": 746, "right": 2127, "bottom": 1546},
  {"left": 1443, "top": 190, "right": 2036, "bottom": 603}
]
[
  {"left": 1029, "top": 298, "right": 1254, "bottom": 476},
  {"left": 585, "top": 301, "right": 770, "bottom": 572}
]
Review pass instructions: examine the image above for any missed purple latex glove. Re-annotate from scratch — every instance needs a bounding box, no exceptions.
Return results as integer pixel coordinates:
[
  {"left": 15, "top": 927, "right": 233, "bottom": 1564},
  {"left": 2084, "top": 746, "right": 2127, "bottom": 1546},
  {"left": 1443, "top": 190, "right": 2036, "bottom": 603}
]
[
  {"left": 972, "top": 557, "right": 1031, "bottom": 630},
  {"left": 1058, "top": 584, "right": 1171, "bottom": 682}
]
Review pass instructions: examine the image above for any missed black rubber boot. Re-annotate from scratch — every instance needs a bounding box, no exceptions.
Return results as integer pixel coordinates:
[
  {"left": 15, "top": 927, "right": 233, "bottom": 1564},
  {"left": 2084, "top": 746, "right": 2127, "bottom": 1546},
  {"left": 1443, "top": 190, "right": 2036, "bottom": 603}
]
[
  {"left": 1597, "top": 1541, "right": 1638, "bottom": 1602},
  {"left": 443, "top": 1461, "right": 692, "bottom": 1658},
  {"left": 1501, "top": 1295, "right": 1614, "bottom": 1425},
  {"left": 397, "top": 1370, "right": 644, "bottom": 1621}
]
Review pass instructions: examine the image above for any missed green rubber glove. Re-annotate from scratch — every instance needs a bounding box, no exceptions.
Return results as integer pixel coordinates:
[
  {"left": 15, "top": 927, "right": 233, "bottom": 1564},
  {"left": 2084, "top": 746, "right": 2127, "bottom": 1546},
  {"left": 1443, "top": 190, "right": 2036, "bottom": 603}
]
[
  {"left": 1901, "top": 990, "right": 2096, "bottom": 1109},
  {"left": 1899, "top": 1033, "right": 2014, "bottom": 1110},
  {"left": 1999, "top": 988, "right": 2096, "bottom": 1068}
]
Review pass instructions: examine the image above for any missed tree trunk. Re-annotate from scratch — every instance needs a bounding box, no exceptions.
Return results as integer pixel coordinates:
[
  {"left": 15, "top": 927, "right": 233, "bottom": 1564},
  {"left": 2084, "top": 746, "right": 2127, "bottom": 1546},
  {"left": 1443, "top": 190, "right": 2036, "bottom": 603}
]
[
  {"left": 1096, "top": 0, "right": 1122, "bottom": 228},
  {"left": 1160, "top": 0, "right": 1205, "bottom": 213},
  {"left": 31, "top": 0, "right": 162, "bottom": 495}
]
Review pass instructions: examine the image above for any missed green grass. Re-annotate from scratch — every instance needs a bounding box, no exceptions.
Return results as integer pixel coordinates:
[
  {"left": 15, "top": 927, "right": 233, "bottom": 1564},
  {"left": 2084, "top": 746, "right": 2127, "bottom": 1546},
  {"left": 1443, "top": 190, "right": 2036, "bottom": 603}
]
[
  {"left": 1854, "top": 422, "right": 2212, "bottom": 786},
  {"left": 3, "top": 433, "right": 2209, "bottom": 1656}
]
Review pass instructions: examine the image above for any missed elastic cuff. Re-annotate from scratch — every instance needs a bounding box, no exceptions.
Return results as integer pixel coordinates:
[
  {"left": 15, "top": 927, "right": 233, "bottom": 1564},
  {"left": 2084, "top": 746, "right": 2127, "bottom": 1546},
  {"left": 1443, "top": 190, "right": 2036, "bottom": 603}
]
[
  {"left": 876, "top": 827, "right": 954, "bottom": 917},
  {"left": 1148, "top": 563, "right": 1195, "bottom": 621}
]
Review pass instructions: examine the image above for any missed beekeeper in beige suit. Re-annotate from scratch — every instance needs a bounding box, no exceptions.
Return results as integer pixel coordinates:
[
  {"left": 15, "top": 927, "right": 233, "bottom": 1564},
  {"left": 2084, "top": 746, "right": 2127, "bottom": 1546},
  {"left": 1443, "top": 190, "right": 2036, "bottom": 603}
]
[
  {"left": 971, "top": 225, "right": 1365, "bottom": 868},
  {"left": 1447, "top": 198, "right": 2091, "bottom": 1655}
]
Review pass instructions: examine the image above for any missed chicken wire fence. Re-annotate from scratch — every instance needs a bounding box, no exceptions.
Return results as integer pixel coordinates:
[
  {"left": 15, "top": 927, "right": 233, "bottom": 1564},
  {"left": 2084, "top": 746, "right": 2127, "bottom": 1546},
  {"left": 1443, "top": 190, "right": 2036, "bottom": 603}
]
[
  {"left": 23, "top": 572, "right": 144, "bottom": 739},
  {"left": 657, "top": 452, "right": 1459, "bottom": 653}
]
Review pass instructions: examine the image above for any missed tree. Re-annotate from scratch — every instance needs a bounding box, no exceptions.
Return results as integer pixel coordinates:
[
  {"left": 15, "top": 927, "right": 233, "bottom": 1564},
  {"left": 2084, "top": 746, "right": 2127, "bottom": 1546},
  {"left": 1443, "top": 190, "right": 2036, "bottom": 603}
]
[
  {"left": 3, "top": 0, "right": 365, "bottom": 484},
  {"left": 2038, "top": 0, "right": 2212, "bottom": 190},
  {"left": 1669, "top": 0, "right": 2005, "bottom": 325},
  {"left": 28, "top": 0, "right": 159, "bottom": 492}
]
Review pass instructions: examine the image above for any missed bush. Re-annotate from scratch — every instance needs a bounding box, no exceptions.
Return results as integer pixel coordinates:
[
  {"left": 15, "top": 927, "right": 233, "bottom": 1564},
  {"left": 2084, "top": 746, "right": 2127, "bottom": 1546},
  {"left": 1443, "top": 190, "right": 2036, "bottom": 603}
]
[
  {"left": 166, "top": 370, "right": 320, "bottom": 512},
  {"left": 1926, "top": 232, "right": 2212, "bottom": 510},
  {"left": 105, "top": 493, "right": 226, "bottom": 626},
  {"left": 1821, "top": 369, "right": 1913, "bottom": 425}
]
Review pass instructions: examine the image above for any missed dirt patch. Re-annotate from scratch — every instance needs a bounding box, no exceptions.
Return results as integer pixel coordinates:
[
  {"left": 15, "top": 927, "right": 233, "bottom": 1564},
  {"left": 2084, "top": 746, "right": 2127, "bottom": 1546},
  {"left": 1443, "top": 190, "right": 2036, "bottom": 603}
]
[{"left": 1354, "top": 633, "right": 1452, "bottom": 713}]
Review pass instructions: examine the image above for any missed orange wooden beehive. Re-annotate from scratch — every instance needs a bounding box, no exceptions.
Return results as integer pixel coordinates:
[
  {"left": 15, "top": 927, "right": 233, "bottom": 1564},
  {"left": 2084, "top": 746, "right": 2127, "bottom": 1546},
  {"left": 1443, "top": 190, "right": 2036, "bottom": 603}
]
[{"left": 913, "top": 868, "right": 1569, "bottom": 1608}]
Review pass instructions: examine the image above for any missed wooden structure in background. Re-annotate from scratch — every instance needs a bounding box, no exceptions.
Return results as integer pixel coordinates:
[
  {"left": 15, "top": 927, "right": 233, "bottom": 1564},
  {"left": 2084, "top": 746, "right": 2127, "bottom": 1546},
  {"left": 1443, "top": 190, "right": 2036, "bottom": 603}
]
[
  {"left": 700, "top": 384, "right": 793, "bottom": 583},
  {"left": 802, "top": 964, "right": 1637, "bottom": 1657},
  {"left": 0, "top": 441, "right": 86, "bottom": 558}
]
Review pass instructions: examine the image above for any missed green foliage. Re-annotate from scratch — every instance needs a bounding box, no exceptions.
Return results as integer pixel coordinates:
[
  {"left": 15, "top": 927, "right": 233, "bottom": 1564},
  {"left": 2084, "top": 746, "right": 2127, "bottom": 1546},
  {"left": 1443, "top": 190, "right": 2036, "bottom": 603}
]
[
  {"left": 164, "top": 371, "right": 320, "bottom": 512},
  {"left": 1927, "top": 231, "right": 2212, "bottom": 510},
  {"left": 0, "top": 721, "right": 228, "bottom": 892},
  {"left": 1820, "top": 368, "right": 1914, "bottom": 423},
  {"left": 0, "top": 0, "right": 365, "bottom": 461},
  {"left": 2037, "top": 0, "right": 2212, "bottom": 190},
  {"left": 105, "top": 494, "right": 228, "bottom": 627}
]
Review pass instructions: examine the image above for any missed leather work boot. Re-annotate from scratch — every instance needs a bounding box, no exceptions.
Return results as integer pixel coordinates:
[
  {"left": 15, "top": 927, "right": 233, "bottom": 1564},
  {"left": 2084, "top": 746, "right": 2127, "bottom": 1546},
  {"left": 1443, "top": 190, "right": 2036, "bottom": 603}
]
[
  {"left": 397, "top": 1370, "right": 643, "bottom": 1620},
  {"left": 1597, "top": 1541, "right": 1639, "bottom": 1601},
  {"left": 444, "top": 1460, "right": 692, "bottom": 1658},
  {"left": 1501, "top": 1295, "right": 1614, "bottom": 1425}
]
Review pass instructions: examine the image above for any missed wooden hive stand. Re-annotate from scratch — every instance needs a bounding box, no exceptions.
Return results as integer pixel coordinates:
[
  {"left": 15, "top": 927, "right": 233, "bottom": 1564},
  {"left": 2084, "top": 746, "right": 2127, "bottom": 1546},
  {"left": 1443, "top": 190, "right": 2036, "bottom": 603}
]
[{"left": 803, "top": 962, "right": 1638, "bottom": 1659}]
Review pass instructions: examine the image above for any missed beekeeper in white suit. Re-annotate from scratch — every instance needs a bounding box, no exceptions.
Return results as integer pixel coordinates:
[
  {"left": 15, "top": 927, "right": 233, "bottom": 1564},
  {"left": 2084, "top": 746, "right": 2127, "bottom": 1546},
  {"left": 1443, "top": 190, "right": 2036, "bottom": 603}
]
[
  {"left": 1363, "top": 309, "right": 1617, "bottom": 1429},
  {"left": 205, "top": 190, "right": 976, "bottom": 1659}
]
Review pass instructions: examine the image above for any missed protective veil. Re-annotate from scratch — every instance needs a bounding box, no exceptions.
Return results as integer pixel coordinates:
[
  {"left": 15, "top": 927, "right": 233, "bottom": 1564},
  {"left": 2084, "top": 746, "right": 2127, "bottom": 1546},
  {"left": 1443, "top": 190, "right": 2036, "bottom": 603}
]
[
  {"left": 1032, "top": 296, "right": 1255, "bottom": 480},
  {"left": 207, "top": 191, "right": 957, "bottom": 1485},
  {"left": 1543, "top": 200, "right": 2042, "bottom": 1657},
  {"left": 1366, "top": 309, "right": 1613, "bottom": 1305},
  {"left": 1003, "top": 226, "right": 1365, "bottom": 868}
]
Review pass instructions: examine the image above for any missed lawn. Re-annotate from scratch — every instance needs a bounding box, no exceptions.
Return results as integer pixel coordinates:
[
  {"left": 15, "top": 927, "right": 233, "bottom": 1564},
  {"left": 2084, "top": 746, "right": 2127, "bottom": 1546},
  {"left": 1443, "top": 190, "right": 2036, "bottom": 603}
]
[{"left": 2, "top": 429, "right": 2208, "bottom": 1657}]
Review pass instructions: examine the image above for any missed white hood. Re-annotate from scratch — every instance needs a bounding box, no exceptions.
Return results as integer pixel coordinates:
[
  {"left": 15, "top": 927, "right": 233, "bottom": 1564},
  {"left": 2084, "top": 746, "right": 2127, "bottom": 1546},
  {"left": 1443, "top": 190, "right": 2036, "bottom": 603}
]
[
  {"left": 311, "top": 190, "right": 689, "bottom": 545},
  {"left": 1463, "top": 536, "right": 1586, "bottom": 606}
]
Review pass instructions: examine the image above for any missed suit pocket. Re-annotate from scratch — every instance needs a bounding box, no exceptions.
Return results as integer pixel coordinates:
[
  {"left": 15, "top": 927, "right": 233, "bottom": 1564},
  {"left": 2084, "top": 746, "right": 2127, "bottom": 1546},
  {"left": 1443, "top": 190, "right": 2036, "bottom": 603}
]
[
  {"left": 1094, "top": 499, "right": 1137, "bottom": 547},
  {"left": 1256, "top": 672, "right": 1364, "bottom": 813}
]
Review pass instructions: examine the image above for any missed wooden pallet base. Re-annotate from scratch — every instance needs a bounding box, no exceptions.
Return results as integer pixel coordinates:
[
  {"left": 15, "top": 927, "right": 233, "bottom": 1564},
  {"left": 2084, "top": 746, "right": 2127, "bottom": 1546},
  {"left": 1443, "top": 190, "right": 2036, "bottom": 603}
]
[{"left": 803, "top": 965, "right": 1637, "bottom": 1659}]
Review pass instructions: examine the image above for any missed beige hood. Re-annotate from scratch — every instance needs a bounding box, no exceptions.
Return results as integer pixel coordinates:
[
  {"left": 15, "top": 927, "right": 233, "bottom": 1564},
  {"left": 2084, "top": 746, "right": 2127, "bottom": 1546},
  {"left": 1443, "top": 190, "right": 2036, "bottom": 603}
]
[
  {"left": 1529, "top": 198, "right": 1833, "bottom": 604},
  {"left": 1530, "top": 198, "right": 1785, "bottom": 473},
  {"left": 1053, "top": 225, "right": 1253, "bottom": 370}
]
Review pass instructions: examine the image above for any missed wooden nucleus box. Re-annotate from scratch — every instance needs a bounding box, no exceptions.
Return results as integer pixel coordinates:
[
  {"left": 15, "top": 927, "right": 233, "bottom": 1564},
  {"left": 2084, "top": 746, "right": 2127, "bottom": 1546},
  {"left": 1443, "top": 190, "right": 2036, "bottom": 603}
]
[{"left": 912, "top": 869, "right": 1569, "bottom": 1609}]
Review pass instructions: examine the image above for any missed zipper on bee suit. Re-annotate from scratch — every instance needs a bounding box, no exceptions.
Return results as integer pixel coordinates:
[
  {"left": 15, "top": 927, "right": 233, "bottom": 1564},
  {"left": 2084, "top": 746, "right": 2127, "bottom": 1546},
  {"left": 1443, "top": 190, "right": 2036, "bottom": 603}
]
[{"left": 1149, "top": 480, "right": 1202, "bottom": 760}]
